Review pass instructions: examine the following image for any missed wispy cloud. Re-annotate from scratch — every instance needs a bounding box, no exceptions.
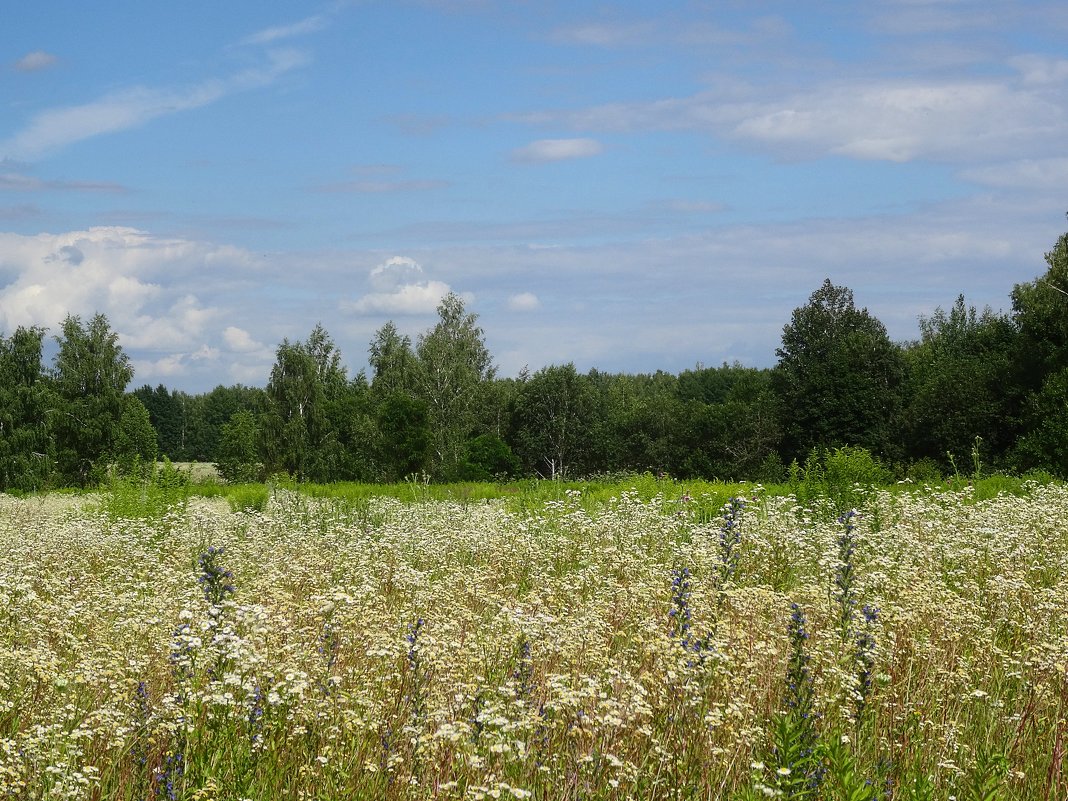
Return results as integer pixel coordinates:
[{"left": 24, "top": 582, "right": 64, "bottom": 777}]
[
  {"left": 960, "top": 157, "right": 1068, "bottom": 190},
  {"left": 0, "top": 171, "right": 126, "bottom": 193},
  {"left": 241, "top": 14, "right": 328, "bottom": 46},
  {"left": 0, "top": 48, "right": 308, "bottom": 162},
  {"left": 0, "top": 204, "right": 41, "bottom": 221},
  {"left": 514, "top": 63, "right": 1068, "bottom": 164},
  {"left": 549, "top": 21, "right": 656, "bottom": 47},
  {"left": 549, "top": 16, "right": 790, "bottom": 49},
  {"left": 315, "top": 179, "right": 449, "bottom": 193},
  {"left": 511, "top": 138, "right": 603, "bottom": 163},
  {"left": 13, "top": 50, "right": 58, "bottom": 72}
]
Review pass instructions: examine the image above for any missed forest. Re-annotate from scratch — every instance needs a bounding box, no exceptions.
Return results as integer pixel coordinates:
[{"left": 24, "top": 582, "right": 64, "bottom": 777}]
[{"left": 2, "top": 227, "right": 1068, "bottom": 492}]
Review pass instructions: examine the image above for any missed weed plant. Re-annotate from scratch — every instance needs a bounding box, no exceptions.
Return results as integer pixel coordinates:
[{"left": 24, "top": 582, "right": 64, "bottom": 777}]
[{"left": 1, "top": 480, "right": 1065, "bottom": 798}]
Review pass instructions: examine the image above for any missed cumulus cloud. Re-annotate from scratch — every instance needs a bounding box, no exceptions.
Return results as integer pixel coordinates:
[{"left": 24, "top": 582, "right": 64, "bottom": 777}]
[
  {"left": 0, "top": 226, "right": 238, "bottom": 362},
  {"left": 507, "top": 292, "right": 541, "bottom": 311},
  {"left": 511, "top": 138, "right": 603, "bottom": 163},
  {"left": 222, "top": 325, "right": 264, "bottom": 352},
  {"left": 346, "top": 256, "right": 453, "bottom": 315},
  {"left": 14, "top": 50, "right": 58, "bottom": 72},
  {"left": 369, "top": 256, "right": 425, "bottom": 291}
]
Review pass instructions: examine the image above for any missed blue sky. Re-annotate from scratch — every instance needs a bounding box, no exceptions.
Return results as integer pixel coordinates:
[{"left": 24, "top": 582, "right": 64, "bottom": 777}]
[{"left": 2, "top": 1, "right": 1067, "bottom": 391}]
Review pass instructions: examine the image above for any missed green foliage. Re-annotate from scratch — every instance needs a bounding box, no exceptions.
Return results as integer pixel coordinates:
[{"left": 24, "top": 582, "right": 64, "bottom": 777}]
[
  {"left": 132, "top": 384, "right": 186, "bottom": 459},
  {"left": 906, "top": 457, "right": 944, "bottom": 484},
  {"left": 374, "top": 391, "right": 432, "bottom": 481},
  {"left": 261, "top": 324, "right": 362, "bottom": 482},
  {"left": 1012, "top": 366, "right": 1068, "bottom": 477},
  {"left": 112, "top": 396, "right": 158, "bottom": 478},
  {"left": 958, "top": 745, "right": 1007, "bottom": 801},
  {"left": 50, "top": 313, "right": 134, "bottom": 487},
  {"left": 215, "top": 409, "right": 262, "bottom": 483},
  {"left": 904, "top": 296, "right": 1018, "bottom": 469},
  {"left": 790, "top": 446, "right": 891, "bottom": 516},
  {"left": 1011, "top": 228, "right": 1068, "bottom": 385},
  {"left": 584, "top": 369, "right": 690, "bottom": 477},
  {"left": 99, "top": 458, "right": 190, "bottom": 521},
  {"left": 683, "top": 367, "right": 782, "bottom": 479},
  {"left": 753, "top": 604, "right": 822, "bottom": 800},
  {"left": 775, "top": 279, "right": 906, "bottom": 462},
  {"left": 368, "top": 321, "right": 419, "bottom": 396},
  {"left": 461, "top": 433, "right": 519, "bottom": 481},
  {"left": 821, "top": 737, "right": 878, "bottom": 801},
  {"left": 512, "top": 363, "right": 596, "bottom": 479},
  {"left": 0, "top": 326, "right": 53, "bottom": 492},
  {"left": 225, "top": 483, "right": 270, "bottom": 513},
  {"left": 414, "top": 293, "right": 496, "bottom": 479}
]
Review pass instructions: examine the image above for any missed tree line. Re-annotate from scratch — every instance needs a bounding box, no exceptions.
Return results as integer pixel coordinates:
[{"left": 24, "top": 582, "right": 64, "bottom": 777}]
[{"left": 3, "top": 228, "right": 1068, "bottom": 490}]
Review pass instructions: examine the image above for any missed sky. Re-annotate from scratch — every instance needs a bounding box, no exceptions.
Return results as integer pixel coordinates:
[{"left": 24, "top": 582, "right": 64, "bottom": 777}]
[{"left": 2, "top": 0, "right": 1068, "bottom": 392}]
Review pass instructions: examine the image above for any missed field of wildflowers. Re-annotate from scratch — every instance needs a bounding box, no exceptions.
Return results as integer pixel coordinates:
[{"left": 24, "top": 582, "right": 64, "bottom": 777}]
[{"left": 2, "top": 480, "right": 1068, "bottom": 800}]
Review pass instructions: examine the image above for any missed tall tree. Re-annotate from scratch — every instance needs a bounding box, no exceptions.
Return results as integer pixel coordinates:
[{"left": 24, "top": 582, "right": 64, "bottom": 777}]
[
  {"left": 1011, "top": 228, "right": 1068, "bottom": 387},
  {"left": 415, "top": 293, "right": 496, "bottom": 479},
  {"left": 903, "top": 296, "right": 1017, "bottom": 469},
  {"left": 215, "top": 409, "right": 262, "bottom": 483},
  {"left": 589, "top": 371, "right": 686, "bottom": 476},
  {"left": 112, "top": 396, "right": 159, "bottom": 477},
  {"left": 774, "top": 279, "right": 906, "bottom": 461},
  {"left": 1010, "top": 227, "right": 1068, "bottom": 474},
  {"left": 50, "top": 314, "right": 134, "bottom": 486},
  {"left": 133, "top": 384, "right": 186, "bottom": 460},
  {"left": 182, "top": 384, "right": 266, "bottom": 463},
  {"left": 261, "top": 324, "right": 350, "bottom": 481},
  {"left": 374, "top": 392, "right": 433, "bottom": 481},
  {"left": 0, "top": 326, "right": 53, "bottom": 491},
  {"left": 512, "top": 363, "right": 596, "bottom": 479},
  {"left": 369, "top": 322, "right": 419, "bottom": 397},
  {"left": 683, "top": 367, "right": 782, "bottom": 480}
]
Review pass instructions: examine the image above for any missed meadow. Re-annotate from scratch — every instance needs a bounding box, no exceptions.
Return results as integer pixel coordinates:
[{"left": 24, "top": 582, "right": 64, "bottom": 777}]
[{"left": 2, "top": 476, "right": 1067, "bottom": 800}]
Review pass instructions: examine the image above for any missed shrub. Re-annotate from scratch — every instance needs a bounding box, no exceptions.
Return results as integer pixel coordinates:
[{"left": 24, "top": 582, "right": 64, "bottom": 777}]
[
  {"left": 460, "top": 434, "right": 520, "bottom": 481},
  {"left": 790, "top": 446, "right": 891, "bottom": 516}
]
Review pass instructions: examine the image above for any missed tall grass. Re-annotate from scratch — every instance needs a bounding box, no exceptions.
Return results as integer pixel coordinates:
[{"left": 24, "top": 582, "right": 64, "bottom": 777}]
[{"left": 1, "top": 479, "right": 1066, "bottom": 799}]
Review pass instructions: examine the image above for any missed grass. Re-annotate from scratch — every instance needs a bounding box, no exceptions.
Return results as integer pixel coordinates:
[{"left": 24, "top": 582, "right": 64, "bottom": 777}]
[{"left": 2, "top": 475, "right": 1066, "bottom": 799}]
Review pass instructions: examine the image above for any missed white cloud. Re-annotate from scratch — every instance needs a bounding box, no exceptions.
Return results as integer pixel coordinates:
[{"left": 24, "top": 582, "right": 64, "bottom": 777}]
[
  {"left": 960, "top": 157, "right": 1068, "bottom": 190},
  {"left": 514, "top": 64, "right": 1068, "bottom": 164},
  {"left": 222, "top": 326, "right": 263, "bottom": 352},
  {"left": 507, "top": 292, "right": 541, "bottom": 311},
  {"left": 549, "top": 22, "right": 656, "bottom": 47},
  {"left": 0, "top": 171, "right": 125, "bottom": 192},
  {"left": 314, "top": 179, "right": 449, "bottom": 193},
  {"left": 1009, "top": 54, "right": 1068, "bottom": 86},
  {"left": 14, "top": 50, "right": 58, "bottom": 72},
  {"left": 511, "top": 138, "right": 603, "bottom": 163},
  {"left": 0, "top": 49, "right": 307, "bottom": 162},
  {"left": 0, "top": 226, "right": 235, "bottom": 349},
  {"left": 730, "top": 81, "right": 1058, "bottom": 162},
  {"left": 369, "top": 256, "right": 425, "bottom": 291},
  {"left": 350, "top": 281, "right": 453, "bottom": 315},
  {"left": 241, "top": 14, "right": 327, "bottom": 45},
  {"left": 549, "top": 16, "right": 790, "bottom": 49},
  {"left": 347, "top": 256, "right": 456, "bottom": 315}
]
